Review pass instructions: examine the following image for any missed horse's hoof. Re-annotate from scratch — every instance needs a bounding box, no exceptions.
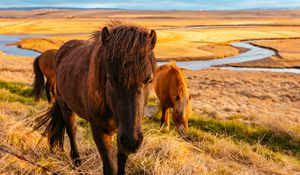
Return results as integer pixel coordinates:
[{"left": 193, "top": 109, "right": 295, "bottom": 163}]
[{"left": 74, "top": 159, "right": 81, "bottom": 167}]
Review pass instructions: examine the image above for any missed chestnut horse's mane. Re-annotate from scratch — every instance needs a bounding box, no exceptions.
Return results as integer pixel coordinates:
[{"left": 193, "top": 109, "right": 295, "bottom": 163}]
[{"left": 88, "top": 21, "right": 156, "bottom": 109}]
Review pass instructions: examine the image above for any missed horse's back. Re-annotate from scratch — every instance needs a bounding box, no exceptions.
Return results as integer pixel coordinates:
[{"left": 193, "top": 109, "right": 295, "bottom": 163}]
[
  {"left": 55, "top": 39, "right": 92, "bottom": 81},
  {"left": 55, "top": 39, "right": 93, "bottom": 118},
  {"left": 38, "top": 49, "right": 57, "bottom": 81},
  {"left": 154, "top": 63, "right": 188, "bottom": 107}
]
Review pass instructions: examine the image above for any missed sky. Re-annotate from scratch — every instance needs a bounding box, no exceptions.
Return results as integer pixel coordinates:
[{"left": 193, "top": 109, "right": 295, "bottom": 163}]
[{"left": 0, "top": 0, "right": 300, "bottom": 10}]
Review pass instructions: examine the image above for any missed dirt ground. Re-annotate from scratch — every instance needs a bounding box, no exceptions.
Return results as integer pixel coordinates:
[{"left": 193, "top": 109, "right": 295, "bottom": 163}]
[{"left": 183, "top": 68, "right": 300, "bottom": 138}]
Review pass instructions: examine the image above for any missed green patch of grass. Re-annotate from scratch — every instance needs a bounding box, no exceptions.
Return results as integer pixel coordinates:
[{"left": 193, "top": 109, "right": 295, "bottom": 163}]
[
  {"left": 185, "top": 126, "right": 300, "bottom": 166},
  {"left": 0, "top": 80, "right": 47, "bottom": 101},
  {"left": 0, "top": 80, "right": 32, "bottom": 97},
  {"left": 77, "top": 117, "right": 89, "bottom": 128},
  {"left": 0, "top": 89, "right": 35, "bottom": 105},
  {"left": 188, "top": 116, "right": 300, "bottom": 154},
  {"left": 146, "top": 113, "right": 300, "bottom": 156},
  {"left": 227, "top": 114, "right": 245, "bottom": 120},
  {"left": 293, "top": 126, "right": 300, "bottom": 135},
  {"left": 77, "top": 118, "right": 94, "bottom": 144}
]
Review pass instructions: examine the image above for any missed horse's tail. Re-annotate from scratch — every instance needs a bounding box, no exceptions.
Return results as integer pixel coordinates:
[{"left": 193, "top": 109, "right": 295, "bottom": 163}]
[
  {"left": 34, "top": 101, "right": 66, "bottom": 151},
  {"left": 31, "top": 56, "right": 45, "bottom": 101}
]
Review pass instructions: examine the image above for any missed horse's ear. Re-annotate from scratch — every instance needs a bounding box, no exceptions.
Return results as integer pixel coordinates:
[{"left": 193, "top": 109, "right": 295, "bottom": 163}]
[
  {"left": 149, "top": 30, "right": 157, "bottom": 50},
  {"left": 101, "top": 27, "right": 110, "bottom": 46}
]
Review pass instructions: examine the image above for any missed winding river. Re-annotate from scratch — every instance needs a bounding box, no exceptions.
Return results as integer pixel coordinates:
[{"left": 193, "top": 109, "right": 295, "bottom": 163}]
[
  {"left": 0, "top": 32, "right": 299, "bottom": 74},
  {"left": 0, "top": 34, "right": 43, "bottom": 57}
]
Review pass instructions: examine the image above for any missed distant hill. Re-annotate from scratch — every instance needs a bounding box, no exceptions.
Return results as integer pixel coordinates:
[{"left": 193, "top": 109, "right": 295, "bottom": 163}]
[{"left": 0, "top": 7, "right": 124, "bottom": 10}]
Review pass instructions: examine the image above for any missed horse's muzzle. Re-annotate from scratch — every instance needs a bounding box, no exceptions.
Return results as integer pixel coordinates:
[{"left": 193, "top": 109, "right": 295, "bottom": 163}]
[{"left": 119, "top": 132, "right": 143, "bottom": 154}]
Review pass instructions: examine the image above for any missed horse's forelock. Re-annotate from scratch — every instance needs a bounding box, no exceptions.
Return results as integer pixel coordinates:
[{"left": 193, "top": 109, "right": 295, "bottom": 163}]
[{"left": 104, "top": 25, "right": 155, "bottom": 88}]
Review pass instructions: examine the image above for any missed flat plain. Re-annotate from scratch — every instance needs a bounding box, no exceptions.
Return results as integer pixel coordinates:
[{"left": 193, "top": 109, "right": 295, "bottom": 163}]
[{"left": 0, "top": 9, "right": 299, "bottom": 174}]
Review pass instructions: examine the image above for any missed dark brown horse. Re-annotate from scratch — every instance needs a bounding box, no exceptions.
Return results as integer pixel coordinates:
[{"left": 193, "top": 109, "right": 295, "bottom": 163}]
[
  {"left": 35, "top": 22, "right": 157, "bottom": 175},
  {"left": 31, "top": 49, "right": 57, "bottom": 103},
  {"left": 154, "top": 63, "right": 191, "bottom": 131}
]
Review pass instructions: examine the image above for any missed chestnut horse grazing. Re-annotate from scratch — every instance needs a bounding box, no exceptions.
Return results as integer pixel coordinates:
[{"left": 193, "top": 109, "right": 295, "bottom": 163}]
[
  {"left": 154, "top": 63, "right": 191, "bottom": 131},
  {"left": 31, "top": 49, "right": 57, "bottom": 103},
  {"left": 35, "top": 22, "right": 157, "bottom": 175}
]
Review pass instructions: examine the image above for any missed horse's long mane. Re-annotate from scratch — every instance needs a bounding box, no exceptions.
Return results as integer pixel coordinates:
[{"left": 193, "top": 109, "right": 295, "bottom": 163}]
[
  {"left": 169, "top": 62, "right": 189, "bottom": 97},
  {"left": 88, "top": 21, "right": 156, "bottom": 111}
]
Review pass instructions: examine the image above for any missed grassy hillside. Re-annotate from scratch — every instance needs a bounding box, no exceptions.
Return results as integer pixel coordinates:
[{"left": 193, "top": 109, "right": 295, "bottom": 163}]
[{"left": 0, "top": 80, "right": 299, "bottom": 174}]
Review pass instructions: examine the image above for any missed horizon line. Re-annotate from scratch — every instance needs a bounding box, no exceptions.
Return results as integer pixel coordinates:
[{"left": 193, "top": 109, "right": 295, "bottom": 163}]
[{"left": 0, "top": 6, "right": 300, "bottom": 11}]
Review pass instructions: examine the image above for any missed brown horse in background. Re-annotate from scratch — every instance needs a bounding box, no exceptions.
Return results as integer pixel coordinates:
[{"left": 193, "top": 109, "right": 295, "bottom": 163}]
[
  {"left": 154, "top": 63, "right": 191, "bottom": 131},
  {"left": 35, "top": 22, "right": 157, "bottom": 175},
  {"left": 31, "top": 49, "right": 57, "bottom": 103}
]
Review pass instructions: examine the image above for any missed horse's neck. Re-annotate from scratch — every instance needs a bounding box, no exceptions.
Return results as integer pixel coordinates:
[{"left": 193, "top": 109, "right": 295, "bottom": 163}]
[{"left": 87, "top": 46, "right": 106, "bottom": 112}]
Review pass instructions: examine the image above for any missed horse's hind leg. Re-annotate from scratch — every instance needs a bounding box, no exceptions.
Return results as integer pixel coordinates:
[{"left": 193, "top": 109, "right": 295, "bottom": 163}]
[
  {"left": 66, "top": 113, "right": 81, "bottom": 166},
  {"left": 45, "top": 81, "right": 52, "bottom": 103},
  {"left": 59, "top": 102, "right": 81, "bottom": 166}
]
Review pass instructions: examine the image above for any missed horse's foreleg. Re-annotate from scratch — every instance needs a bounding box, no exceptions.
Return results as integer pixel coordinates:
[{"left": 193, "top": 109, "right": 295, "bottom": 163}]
[
  {"left": 91, "top": 126, "right": 116, "bottom": 175},
  {"left": 160, "top": 107, "right": 169, "bottom": 130},
  {"left": 117, "top": 150, "right": 127, "bottom": 175}
]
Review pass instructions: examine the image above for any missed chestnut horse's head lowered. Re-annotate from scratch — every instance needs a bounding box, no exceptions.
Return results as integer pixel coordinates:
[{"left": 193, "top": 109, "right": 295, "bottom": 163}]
[
  {"left": 93, "top": 23, "right": 157, "bottom": 154},
  {"left": 173, "top": 89, "right": 191, "bottom": 130}
]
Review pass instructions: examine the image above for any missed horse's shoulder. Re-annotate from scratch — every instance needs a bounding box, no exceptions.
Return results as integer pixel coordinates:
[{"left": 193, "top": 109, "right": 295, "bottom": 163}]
[
  {"left": 165, "top": 64, "right": 188, "bottom": 92},
  {"left": 55, "top": 40, "right": 86, "bottom": 65}
]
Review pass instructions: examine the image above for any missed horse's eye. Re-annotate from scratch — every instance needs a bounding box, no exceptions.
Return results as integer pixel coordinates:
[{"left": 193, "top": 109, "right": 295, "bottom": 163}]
[
  {"left": 107, "top": 76, "right": 112, "bottom": 82},
  {"left": 144, "top": 76, "right": 153, "bottom": 85},
  {"left": 107, "top": 76, "right": 116, "bottom": 85},
  {"left": 175, "top": 95, "right": 181, "bottom": 101}
]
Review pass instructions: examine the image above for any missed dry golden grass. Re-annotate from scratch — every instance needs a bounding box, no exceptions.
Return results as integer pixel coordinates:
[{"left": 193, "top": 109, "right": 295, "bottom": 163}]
[
  {"left": 1, "top": 9, "right": 300, "bottom": 174},
  {"left": 1, "top": 106, "right": 299, "bottom": 174},
  {"left": 0, "top": 51, "right": 33, "bottom": 83},
  {"left": 16, "top": 38, "right": 63, "bottom": 53},
  {"left": 2, "top": 10, "right": 300, "bottom": 63},
  {"left": 0, "top": 54, "right": 299, "bottom": 174},
  {"left": 0, "top": 19, "right": 104, "bottom": 34},
  {"left": 14, "top": 26, "right": 300, "bottom": 62},
  {"left": 184, "top": 68, "right": 300, "bottom": 141},
  {"left": 253, "top": 39, "right": 300, "bottom": 67},
  {"left": 15, "top": 31, "right": 243, "bottom": 61},
  {"left": 1, "top": 9, "right": 300, "bottom": 34},
  {"left": 8, "top": 21, "right": 300, "bottom": 63}
]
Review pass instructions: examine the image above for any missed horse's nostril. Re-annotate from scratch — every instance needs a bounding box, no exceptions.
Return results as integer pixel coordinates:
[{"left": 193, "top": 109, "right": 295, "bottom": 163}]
[
  {"left": 137, "top": 134, "right": 143, "bottom": 147},
  {"left": 138, "top": 132, "right": 144, "bottom": 141},
  {"left": 119, "top": 132, "right": 143, "bottom": 153},
  {"left": 120, "top": 135, "right": 126, "bottom": 145}
]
